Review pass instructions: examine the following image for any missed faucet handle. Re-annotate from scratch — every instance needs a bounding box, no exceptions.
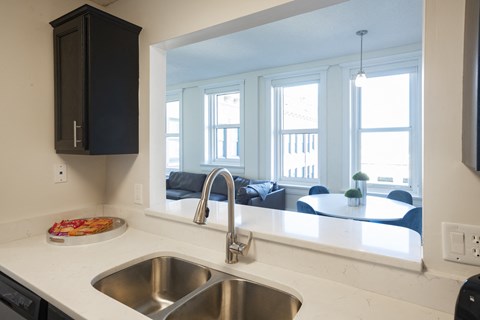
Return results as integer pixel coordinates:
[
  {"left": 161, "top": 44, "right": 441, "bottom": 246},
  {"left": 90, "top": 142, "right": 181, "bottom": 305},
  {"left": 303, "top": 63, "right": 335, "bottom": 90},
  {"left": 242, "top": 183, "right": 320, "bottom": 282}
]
[{"left": 229, "top": 231, "right": 253, "bottom": 256}]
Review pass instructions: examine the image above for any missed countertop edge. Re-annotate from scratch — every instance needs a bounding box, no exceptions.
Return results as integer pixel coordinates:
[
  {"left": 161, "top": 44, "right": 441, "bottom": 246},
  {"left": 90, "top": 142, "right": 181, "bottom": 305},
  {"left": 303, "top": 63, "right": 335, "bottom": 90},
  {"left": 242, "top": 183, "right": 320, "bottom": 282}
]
[{"left": 145, "top": 200, "right": 423, "bottom": 273}]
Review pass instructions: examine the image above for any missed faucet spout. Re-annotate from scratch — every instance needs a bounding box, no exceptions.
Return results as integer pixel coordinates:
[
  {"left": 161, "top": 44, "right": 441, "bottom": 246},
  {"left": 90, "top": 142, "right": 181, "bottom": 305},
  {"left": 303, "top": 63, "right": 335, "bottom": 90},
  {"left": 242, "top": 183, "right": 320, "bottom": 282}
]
[
  {"left": 193, "top": 168, "right": 252, "bottom": 264},
  {"left": 193, "top": 198, "right": 209, "bottom": 224}
]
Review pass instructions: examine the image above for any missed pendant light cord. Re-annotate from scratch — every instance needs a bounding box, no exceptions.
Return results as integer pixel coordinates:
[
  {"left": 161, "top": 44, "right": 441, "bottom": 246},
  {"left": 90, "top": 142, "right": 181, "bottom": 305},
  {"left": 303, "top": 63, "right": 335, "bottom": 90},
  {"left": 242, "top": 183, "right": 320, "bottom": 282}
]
[
  {"left": 360, "top": 33, "right": 363, "bottom": 72},
  {"left": 356, "top": 30, "right": 368, "bottom": 73}
]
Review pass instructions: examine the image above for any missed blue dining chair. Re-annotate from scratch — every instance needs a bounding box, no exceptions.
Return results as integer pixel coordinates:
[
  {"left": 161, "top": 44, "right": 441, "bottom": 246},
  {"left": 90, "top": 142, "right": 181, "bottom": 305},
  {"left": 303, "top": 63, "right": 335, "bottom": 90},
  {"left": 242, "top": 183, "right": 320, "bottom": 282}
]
[
  {"left": 382, "top": 207, "right": 422, "bottom": 237},
  {"left": 387, "top": 190, "right": 413, "bottom": 205},
  {"left": 296, "top": 200, "right": 317, "bottom": 215},
  {"left": 308, "top": 185, "right": 330, "bottom": 195}
]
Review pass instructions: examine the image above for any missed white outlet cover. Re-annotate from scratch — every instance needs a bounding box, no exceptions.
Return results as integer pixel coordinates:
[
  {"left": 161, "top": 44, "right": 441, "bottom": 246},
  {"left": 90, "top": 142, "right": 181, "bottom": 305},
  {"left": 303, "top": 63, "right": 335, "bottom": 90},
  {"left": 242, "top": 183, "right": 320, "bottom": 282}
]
[{"left": 442, "top": 222, "right": 480, "bottom": 266}]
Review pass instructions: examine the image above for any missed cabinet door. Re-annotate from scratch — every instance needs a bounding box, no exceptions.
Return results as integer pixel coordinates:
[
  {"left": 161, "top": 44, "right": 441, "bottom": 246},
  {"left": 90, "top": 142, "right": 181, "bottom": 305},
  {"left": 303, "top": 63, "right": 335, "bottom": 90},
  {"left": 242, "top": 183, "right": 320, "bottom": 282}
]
[
  {"left": 53, "top": 16, "right": 86, "bottom": 153},
  {"left": 47, "top": 304, "right": 74, "bottom": 320},
  {"left": 87, "top": 14, "right": 140, "bottom": 154}
]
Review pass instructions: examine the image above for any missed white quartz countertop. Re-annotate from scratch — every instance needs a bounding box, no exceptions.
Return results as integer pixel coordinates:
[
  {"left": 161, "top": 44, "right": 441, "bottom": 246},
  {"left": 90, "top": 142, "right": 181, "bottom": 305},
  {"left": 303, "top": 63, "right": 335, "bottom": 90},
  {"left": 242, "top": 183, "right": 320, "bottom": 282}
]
[
  {"left": 0, "top": 225, "right": 451, "bottom": 320},
  {"left": 149, "top": 199, "right": 423, "bottom": 271}
]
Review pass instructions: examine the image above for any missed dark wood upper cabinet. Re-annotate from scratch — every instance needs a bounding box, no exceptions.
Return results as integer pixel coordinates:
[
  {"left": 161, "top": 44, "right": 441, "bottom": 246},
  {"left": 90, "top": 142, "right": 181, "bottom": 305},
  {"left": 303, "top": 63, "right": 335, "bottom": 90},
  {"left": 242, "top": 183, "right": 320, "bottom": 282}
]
[
  {"left": 50, "top": 5, "right": 142, "bottom": 155},
  {"left": 463, "top": 0, "right": 480, "bottom": 170}
]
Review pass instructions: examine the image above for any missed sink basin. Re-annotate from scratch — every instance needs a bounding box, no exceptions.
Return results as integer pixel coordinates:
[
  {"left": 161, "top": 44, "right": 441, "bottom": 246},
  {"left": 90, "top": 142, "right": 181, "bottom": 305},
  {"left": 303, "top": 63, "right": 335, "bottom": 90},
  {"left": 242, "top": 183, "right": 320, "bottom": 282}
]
[
  {"left": 93, "top": 256, "right": 301, "bottom": 320},
  {"left": 166, "top": 279, "right": 302, "bottom": 320},
  {"left": 93, "top": 256, "right": 211, "bottom": 318}
]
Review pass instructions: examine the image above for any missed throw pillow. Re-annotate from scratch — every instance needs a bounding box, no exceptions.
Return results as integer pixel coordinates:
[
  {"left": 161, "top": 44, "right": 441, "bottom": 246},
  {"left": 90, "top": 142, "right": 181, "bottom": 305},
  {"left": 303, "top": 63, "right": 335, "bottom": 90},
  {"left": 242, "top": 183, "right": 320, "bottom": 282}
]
[{"left": 235, "top": 186, "right": 259, "bottom": 205}]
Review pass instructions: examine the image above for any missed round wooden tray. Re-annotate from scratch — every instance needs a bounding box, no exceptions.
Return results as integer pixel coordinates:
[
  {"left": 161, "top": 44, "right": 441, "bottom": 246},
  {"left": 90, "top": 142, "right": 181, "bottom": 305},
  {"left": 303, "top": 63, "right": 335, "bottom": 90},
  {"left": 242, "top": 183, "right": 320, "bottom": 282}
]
[{"left": 46, "top": 217, "right": 127, "bottom": 246}]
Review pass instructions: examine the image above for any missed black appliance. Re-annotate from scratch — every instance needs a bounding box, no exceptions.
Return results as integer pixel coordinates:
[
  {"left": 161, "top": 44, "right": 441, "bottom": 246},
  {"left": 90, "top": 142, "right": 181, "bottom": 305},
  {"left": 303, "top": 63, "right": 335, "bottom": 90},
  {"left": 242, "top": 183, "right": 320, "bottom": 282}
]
[
  {"left": 455, "top": 273, "right": 480, "bottom": 320},
  {"left": 0, "top": 272, "right": 72, "bottom": 320},
  {"left": 0, "top": 271, "right": 46, "bottom": 319}
]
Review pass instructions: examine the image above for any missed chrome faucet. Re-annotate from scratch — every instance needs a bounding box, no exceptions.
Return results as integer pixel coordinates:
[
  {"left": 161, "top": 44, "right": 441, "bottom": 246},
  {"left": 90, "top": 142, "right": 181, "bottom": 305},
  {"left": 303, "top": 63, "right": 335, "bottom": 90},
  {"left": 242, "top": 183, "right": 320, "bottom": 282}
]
[{"left": 193, "top": 167, "right": 252, "bottom": 264}]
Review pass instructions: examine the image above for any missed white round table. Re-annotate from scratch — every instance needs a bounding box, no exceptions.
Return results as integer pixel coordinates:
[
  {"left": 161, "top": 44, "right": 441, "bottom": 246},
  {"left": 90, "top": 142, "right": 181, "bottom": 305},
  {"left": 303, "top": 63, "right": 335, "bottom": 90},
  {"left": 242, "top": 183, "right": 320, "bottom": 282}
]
[{"left": 297, "top": 193, "right": 415, "bottom": 222}]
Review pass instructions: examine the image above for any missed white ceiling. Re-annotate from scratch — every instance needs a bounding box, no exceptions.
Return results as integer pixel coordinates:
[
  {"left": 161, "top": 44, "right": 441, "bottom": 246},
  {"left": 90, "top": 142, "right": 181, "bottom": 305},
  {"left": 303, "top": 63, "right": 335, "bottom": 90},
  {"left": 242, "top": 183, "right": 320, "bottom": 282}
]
[{"left": 167, "top": 0, "right": 423, "bottom": 86}]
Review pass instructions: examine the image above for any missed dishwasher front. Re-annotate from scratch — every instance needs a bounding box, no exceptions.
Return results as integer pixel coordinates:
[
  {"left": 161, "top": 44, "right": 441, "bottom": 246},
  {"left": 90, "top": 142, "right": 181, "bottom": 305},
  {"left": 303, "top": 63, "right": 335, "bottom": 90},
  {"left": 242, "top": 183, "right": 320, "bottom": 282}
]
[{"left": 0, "top": 271, "right": 47, "bottom": 320}]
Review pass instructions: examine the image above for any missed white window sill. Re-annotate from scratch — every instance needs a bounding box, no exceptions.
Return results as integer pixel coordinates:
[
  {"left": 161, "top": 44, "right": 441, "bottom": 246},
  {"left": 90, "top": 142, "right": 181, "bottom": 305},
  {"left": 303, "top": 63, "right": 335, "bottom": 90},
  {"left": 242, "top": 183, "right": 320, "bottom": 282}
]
[{"left": 200, "top": 163, "right": 245, "bottom": 175}]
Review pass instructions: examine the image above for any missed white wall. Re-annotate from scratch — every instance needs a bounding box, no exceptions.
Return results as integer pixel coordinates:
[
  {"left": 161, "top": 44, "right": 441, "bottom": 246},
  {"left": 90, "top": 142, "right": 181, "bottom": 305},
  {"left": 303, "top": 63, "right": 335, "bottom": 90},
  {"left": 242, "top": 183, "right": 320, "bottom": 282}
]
[
  {"left": 0, "top": 0, "right": 107, "bottom": 222},
  {"left": 423, "top": 0, "right": 480, "bottom": 274}
]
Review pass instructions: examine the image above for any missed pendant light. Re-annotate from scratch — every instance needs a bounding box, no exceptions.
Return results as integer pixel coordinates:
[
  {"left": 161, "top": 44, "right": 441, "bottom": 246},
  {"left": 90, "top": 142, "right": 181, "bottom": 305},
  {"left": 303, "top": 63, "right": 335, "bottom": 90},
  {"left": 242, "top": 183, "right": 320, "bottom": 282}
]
[{"left": 355, "top": 30, "right": 368, "bottom": 88}]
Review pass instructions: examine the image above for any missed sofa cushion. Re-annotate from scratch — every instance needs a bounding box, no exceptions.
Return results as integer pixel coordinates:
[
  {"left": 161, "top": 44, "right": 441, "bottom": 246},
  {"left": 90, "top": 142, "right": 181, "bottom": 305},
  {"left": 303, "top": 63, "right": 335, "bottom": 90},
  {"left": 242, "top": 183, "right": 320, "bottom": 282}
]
[
  {"left": 179, "top": 192, "right": 200, "bottom": 200},
  {"left": 208, "top": 193, "right": 228, "bottom": 201},
  {"left": 168, "top": 171, "right": 206, "bottom": 192},
  {"left": 166, "top": 189, "right": 194, "bottom": 200},
  {"left": 181, "top": 192, "right": 227, "bottom": 201},
  {"left": 234, "top": 177, "right": 250, "bottom": 194},
  {"left": 210, "top": 175, "right": 228, "bottom": 196},
  {"left": 235, "top": 186, "right": 259, "bottom": 205}
]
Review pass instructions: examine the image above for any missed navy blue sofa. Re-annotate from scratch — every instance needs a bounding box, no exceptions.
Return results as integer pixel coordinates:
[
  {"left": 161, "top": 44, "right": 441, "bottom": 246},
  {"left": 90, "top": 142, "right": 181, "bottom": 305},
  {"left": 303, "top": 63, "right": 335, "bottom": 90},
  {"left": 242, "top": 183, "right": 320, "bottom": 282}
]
[{"left": 166, "top": 171, "right": 286, "bottom": 210}]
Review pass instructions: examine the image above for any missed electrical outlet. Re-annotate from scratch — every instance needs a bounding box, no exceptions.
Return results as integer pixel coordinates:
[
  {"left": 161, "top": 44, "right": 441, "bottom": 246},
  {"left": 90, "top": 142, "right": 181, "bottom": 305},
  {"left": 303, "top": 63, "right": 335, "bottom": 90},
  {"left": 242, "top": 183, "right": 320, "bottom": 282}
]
[
  {"left": 474, "top": 248, "right": 480, "bottom": 258},
  {"left": 473, "top": 235, "right": 480, "bottom": 245},
  {"left": 53, "top": 164, "right": 67, "bottom": 183},
  {"left": 443, "top": 222, "right": 480, "bottom": 266},
  {"left": 134, "top": 183, "right": 143, "bottom": 205}
]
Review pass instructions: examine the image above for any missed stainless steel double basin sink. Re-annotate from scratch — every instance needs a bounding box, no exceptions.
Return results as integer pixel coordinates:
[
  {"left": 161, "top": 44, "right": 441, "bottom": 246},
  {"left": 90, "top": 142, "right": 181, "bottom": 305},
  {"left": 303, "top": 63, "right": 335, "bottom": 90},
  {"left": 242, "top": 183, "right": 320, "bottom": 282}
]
[{"left": 93, "top": 256, "right": 302, "bottom": 320}]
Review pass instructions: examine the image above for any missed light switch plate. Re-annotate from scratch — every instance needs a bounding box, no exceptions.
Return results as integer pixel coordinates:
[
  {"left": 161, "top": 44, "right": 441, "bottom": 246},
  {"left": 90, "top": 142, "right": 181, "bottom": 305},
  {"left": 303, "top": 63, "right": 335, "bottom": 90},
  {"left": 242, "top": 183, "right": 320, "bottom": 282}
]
[
  {"left": 442, "top": 222, "right": 480, "bottom": 266},
  {"left": 134, "top": 183, "right": 143, "bottom": 205}
]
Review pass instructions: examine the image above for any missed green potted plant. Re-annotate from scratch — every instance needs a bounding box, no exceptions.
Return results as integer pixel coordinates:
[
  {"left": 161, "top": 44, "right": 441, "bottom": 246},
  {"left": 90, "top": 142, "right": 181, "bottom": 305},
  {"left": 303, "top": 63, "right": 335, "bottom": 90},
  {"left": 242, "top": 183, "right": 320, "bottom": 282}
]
[
  {"left": 344, "top": 188, "right": 362, "bottom": 207},
  {"left": 352, "top": 171, "right": 369, "bottom": 205},
  {"left": 352, "top": 171, "right": 369, "bottom": 181}
]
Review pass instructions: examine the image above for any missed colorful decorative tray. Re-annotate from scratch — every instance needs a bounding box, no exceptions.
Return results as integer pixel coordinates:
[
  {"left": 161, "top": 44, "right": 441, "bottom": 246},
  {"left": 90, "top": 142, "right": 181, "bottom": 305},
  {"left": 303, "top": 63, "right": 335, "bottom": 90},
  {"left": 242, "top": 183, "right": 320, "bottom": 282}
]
[{"left": 46, "top": 217, "right": 127, "bottom": 246}]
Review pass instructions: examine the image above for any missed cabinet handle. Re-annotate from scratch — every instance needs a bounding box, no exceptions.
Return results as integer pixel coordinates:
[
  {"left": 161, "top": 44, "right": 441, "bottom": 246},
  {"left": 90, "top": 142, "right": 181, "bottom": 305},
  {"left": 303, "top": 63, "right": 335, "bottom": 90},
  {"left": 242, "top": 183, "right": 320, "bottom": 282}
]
[{"left": 73, "top": 120, "right": 82, "bottom": 148}]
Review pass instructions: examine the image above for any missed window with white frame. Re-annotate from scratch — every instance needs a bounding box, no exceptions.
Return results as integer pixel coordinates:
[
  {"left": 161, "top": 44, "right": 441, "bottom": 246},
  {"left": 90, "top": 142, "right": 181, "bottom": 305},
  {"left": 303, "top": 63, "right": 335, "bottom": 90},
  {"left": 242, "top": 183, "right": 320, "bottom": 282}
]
[
  {"left": 204, "top": 83, "right": 243, "bottom": 165},
  {"left": 166, "top": 92, "right": 181, "bottom": 173},
  {"left": 272, "top": 74, "right": 325, "bottom": 183},
  {"left": 351, "top": 62, "right": 421, "bottom": 195}
]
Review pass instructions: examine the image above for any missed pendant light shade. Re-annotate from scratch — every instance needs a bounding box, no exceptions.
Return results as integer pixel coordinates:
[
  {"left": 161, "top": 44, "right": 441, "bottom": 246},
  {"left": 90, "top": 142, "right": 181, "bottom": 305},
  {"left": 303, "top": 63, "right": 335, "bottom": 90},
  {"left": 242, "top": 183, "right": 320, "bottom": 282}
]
[
  {"left": 355, "top": 30, "right": 368, "bottom": 88},
  {"left": 355, "top": 71, "right": 367, "bottom": 87}
]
